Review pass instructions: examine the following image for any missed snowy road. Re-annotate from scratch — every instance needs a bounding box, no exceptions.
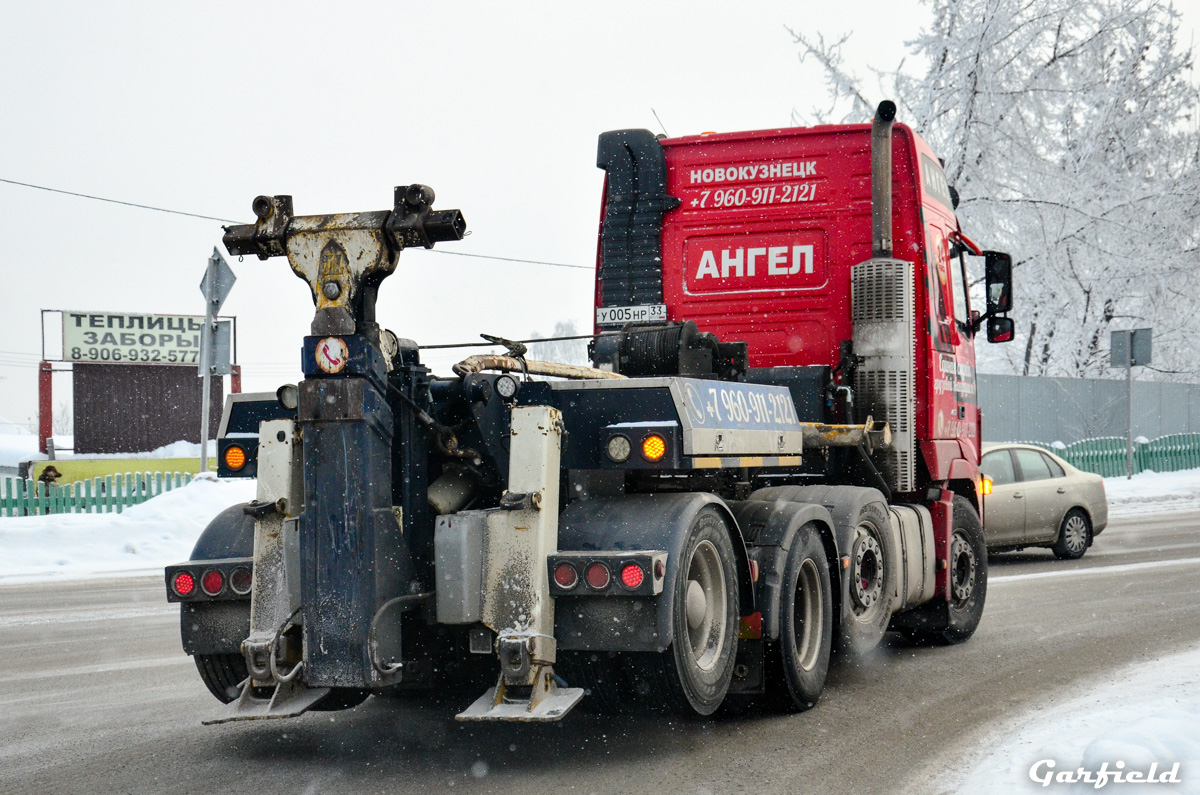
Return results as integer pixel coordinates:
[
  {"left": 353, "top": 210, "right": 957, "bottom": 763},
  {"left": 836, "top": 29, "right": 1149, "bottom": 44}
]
[{"left": 1, "top": 511, "right": 1198, "bottom": 794}]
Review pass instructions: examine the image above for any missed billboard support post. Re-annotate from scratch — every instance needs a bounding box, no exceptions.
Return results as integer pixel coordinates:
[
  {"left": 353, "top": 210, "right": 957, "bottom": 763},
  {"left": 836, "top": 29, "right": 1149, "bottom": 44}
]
[{"left": 38, "top": 362, "right": 53, "bottom": 456}]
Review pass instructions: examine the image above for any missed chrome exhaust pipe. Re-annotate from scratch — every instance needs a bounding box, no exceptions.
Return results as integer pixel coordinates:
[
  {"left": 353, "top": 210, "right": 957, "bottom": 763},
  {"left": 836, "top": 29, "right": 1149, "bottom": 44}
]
[{"left": 871, "top": 100, "right": 897, "bottom": 259}]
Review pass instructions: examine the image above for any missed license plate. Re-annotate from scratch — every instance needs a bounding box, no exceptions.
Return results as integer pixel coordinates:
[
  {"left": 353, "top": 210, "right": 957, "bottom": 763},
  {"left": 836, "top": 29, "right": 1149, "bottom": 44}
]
[{"left": 595, "top": 304, "right": 667, "bottom": 326}]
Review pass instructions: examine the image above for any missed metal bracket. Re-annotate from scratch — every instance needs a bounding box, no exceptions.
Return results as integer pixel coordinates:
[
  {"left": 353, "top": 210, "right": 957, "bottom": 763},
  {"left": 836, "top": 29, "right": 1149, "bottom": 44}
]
[
  {"left": 455, "top": 666, "right": 584, "bottom": 723},
  {"left": 498, "top": 490, "right": 541, "bottom": 511},
  {"left": 203, "top": 677, "right": 331, "bottom": 725}
]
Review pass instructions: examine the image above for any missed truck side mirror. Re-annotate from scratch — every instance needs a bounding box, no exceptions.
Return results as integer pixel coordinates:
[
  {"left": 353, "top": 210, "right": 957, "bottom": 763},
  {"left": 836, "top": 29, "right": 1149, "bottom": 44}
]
[
  {"left": 984, "top": 251, "right": 1013, "bottom": 314},
  {"left": 987, "top": 316, "right": 1015, "bottom": 343}
]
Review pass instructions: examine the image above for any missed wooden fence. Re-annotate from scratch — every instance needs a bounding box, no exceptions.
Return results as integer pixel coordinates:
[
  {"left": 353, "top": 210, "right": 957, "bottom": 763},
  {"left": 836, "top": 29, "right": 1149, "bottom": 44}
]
[{"left": 0, "top": 471, "right": 193, "bottom": 517}]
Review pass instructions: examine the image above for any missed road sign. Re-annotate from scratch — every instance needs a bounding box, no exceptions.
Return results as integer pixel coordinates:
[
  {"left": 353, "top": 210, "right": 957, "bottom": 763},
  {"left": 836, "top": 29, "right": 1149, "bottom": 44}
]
[
  {"left": 200, "top": 248, "right": 237, "bottom": 314},
  {"left": 1110, "top": 327, "right": 1152, "bottom": 479},
  {"left": 211, "top": 320, "right": 233, "bottom": 375},
  {"left": 1111, "top": 328, "right": 1152, "bottom": 368},
  {"left": 199, "top": 249, "right": 236, "bottom": 473}
]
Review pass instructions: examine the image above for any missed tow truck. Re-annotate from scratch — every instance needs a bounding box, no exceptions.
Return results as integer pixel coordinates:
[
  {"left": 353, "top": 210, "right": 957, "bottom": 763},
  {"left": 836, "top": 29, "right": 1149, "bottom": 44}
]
[{"left": 166, "top": 101, "right": 1015, "bottom": 721}]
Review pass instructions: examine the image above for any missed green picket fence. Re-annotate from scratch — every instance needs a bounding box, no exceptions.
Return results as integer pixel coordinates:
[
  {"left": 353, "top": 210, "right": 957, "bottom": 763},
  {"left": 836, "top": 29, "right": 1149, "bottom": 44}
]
[
  {"left": 1018, "top": 434, "right": 1200, "bottom": 478},
  {"left": 0, "top": 471, "right": 193, "bottom": 517}
]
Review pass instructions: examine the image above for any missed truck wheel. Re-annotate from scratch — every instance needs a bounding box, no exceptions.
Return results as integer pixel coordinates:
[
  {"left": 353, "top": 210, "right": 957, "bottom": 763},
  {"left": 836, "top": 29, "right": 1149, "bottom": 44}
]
[
  {"left": 901, "top": 496, "right": 987, "bottom": 644},
  {"left": 631, "top": 506, "right": 739, "bottom": 716},
  {"left": 943, "top": 496, "right": 987, "bottom": 642},
  {"left": 194, "top": 653, "right": 250, "bottom": 703},
  {"left": 839, "top": 499, "right": 897, "bottom": 655},
  {"left": 1052, "top": 509, "right": 1091, "bottom": 560},
  {"left": 770, "top": 523, "right": 832, "bottom": 711}
]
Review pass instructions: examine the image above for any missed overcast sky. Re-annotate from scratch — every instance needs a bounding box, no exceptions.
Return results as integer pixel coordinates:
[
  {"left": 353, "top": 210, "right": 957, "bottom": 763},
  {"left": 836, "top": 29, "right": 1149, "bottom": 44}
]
[{"left": 1, "top": 0, "right": 1197, "bottom": 433}]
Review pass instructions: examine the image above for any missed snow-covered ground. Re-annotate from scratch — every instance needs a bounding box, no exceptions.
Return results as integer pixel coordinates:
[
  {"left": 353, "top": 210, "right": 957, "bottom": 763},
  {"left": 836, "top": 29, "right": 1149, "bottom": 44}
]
[
  {"left": 1104, "top": 468, "right": 1200, "bottom": 517},
  {"left": 950, "top": 647, "right": 1200, "bottom": 793},
  {"left": 0, "top": 475, "right": 255, "bottom": 583}
]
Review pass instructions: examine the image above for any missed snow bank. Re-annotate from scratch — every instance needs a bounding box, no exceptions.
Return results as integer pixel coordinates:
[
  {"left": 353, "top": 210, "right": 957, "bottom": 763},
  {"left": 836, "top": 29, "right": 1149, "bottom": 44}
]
[
  {"left": 954, "top": 645, "right": 1200, "bottom": 792},
  {"left": 1104, "top": 467, "right": 1200, "bottom": 517},
  {"left": 0, "top": 476, "right": 257, "bottom": 583},
  {"left": 0, "top": 433, "right": 42, "bottom": 470}
]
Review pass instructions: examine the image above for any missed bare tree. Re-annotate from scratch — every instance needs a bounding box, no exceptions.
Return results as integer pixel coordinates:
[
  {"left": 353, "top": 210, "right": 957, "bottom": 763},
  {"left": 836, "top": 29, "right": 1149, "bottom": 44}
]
[
  {"left": 793, "top": 0, "right": 1200, "bottom": 380},
  {"left": 526, "top": 320, "right": 590, "bottom": 366}
]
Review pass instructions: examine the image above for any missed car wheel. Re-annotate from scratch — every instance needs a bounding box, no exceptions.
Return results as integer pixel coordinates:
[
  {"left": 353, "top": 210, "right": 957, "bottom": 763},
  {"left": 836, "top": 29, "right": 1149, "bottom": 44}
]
[{"left": 1052, "top": 509, "right": 1091, "bottom": 560}]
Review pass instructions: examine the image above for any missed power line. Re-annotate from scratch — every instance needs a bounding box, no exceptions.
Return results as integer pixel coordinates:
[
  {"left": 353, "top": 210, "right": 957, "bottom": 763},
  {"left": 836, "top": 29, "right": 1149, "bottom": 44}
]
[
  {"left": 0, "top": 176, "right": 595, "bottom": 272},
  {"left": 0, "top": 177, "right": 241, "bottom": 224},
  {"left": 420, "top": 249, "right": 592, "bottom": 271}
]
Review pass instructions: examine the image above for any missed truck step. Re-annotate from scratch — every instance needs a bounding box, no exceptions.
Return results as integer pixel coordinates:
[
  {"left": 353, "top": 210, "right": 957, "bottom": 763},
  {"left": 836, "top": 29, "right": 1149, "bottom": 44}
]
[
  {"left": 455, "top": 685, "right": 584, "bottom": 723},
  {"left": 202, "top": 678, "right": 331, "bottom": 725}
]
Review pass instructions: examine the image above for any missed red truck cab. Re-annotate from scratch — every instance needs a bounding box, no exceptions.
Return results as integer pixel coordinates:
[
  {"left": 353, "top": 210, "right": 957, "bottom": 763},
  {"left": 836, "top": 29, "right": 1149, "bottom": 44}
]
[{"left": 595, "top": 114, "right": 1013, "bottom": 504}]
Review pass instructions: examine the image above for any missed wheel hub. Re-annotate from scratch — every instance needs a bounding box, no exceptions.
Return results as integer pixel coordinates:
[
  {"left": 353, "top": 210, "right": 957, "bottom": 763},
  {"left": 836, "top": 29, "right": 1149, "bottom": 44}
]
[
  {"left": 794, "top": 558, "right": 825, "bottom": 672},
  {"left": 683, "top": 539, "right": 727, "bottom": 671},
  {"left": 851, "top": 532, "right": 883, "bottom": 612},
  {"left": 950, "top": 532, "right": 976, "bottom": 603},
  {"left": 1064, "top": 516, "right": 1087, "bottom": 554},
  {"left": 685, "top": 579, "right": 707, "bottom": 629}
]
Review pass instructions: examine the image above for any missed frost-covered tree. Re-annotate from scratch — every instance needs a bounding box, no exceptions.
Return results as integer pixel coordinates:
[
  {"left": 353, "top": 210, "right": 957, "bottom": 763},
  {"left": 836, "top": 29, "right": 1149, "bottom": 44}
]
[
  {"left": 526, "top": 320, "right": 590, "bottom": 365},
  {"left": 792, "top": 0, "right": 1200, "bottom": 379}
]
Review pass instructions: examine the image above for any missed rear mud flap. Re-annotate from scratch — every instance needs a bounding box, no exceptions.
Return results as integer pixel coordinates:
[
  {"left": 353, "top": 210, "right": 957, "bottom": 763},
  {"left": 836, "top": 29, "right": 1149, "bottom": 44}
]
[{"left": 202, "top": 678, "right": 331, "bottom": 725}]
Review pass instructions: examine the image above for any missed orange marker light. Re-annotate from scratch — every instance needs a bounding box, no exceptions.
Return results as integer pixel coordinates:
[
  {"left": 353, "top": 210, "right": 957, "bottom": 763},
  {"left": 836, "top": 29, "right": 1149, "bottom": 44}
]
[
  {"left": 980, "top": 476, "right": 993, "bottom": 496},
  {"left": 224, "top": 445, "right": 247, "bottom": 471},
  {"left": 642, "top": 434, "right": 667, "bottom": 462}
]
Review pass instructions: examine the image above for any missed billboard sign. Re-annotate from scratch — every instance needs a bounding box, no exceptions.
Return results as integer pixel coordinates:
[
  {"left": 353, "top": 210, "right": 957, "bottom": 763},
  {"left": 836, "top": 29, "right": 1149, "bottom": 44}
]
[{"left": 62, "top": 311, "right": 233, "bottom": 365}]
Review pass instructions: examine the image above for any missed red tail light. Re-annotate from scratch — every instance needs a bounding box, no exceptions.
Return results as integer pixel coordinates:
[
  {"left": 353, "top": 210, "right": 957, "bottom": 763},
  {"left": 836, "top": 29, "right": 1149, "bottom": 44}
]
[
  {"left": 173, "top": 571, "right": 195, "bottom": 597},
  {"left": 201, "top": 569, "right": 225, "bottom": 596},
  {"left": 620, "top": 564, "right": 644, "bottom": 589},
  {"left": 553, "top": 563, "right": 579, "bottom": 589},
  {"left": 585, "top": 563, "right": 611, "bottom": 589}
]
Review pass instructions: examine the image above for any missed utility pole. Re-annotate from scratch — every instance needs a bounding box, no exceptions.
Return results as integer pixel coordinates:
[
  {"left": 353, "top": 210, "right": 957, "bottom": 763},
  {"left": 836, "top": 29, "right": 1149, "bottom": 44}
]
[{"left": 199, "top": 248, "right": 236, "bottom": 473}]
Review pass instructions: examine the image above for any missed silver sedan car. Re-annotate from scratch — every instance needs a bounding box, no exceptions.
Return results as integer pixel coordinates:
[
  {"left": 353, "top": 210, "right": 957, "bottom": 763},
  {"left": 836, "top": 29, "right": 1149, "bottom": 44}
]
[{"left": 979, "top": 443, "right": 1109, "bottom": 559}]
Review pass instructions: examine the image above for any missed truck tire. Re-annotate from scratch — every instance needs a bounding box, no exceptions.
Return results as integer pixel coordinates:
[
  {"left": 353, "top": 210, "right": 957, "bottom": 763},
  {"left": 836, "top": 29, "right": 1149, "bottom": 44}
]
[
  {"left": 1052, "top": 509, "right": 1091, "bottom": 560},
  {"left": 194, "top": 653, "right": 250, "bottom": 703},
  {"left": 838, "top": 498, "right": 897, "bottom": 655},
  {"left": 901, "top": 496, "right": 987, "bottom": 644},
  {"left": 769, "top": 523, "right": 832, "bottom": 712},
  {"left": 628, "top": 506, "right": 740, "bottom": 716},
  {"left": 749, "top": 485, "right": 896, "bottom": 656}
]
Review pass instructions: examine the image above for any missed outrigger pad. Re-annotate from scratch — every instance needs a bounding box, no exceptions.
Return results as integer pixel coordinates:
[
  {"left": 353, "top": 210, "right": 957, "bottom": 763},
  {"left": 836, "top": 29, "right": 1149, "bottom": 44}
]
[
  {"left": 202, "top": 678, "right": 331, "bottom": 725},
  {"left": 456, "top": 686, "right": 585, "bottom": 723}
]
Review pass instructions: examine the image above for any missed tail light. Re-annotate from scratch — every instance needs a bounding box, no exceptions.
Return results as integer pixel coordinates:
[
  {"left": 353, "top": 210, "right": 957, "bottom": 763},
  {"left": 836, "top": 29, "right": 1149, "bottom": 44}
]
[
  {"left": 173, "top": 571, "right": 195, "bottom": 597},
  {"left": 585, "top": 563, "right": 611, "bottom": 589},
  {"left": 553, "top": 562, "right": 579, "bottom": 590},
  {"left": 547, "top": 551, "right": 667, "bottom": 597},
  {"left": 620, "top": 564, "right": 644, "bottom": 589},
  {"left": 229, "top": 567, "right": 253, "bottom": 596},
  {"left": 201, "top": 569, "right": 225, "bottom": 596},
  {"left": 223, "top": 445, "right": 247, "bottom": 471}
]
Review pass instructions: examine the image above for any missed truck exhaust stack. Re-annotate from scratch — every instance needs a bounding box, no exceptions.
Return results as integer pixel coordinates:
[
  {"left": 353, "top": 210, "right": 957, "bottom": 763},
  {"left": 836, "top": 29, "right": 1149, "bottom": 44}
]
[{"left": 871, "top": 100, "right": 897, "bottom": 259}]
